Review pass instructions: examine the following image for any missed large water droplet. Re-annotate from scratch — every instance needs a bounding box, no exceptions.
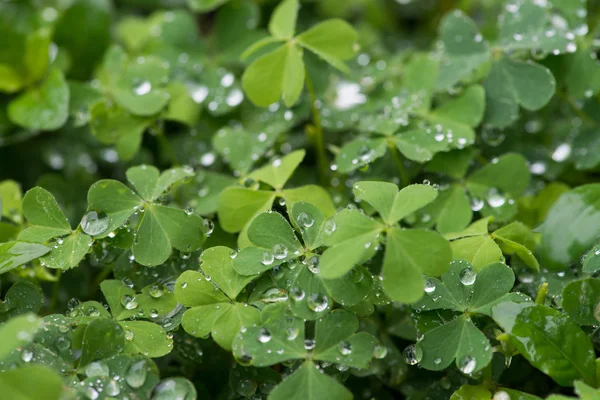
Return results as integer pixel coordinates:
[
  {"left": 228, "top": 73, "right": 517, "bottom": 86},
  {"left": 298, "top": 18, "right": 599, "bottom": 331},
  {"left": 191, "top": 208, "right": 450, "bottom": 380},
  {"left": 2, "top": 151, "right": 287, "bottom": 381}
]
[
  {"left": 403, "top": 344, "right": 422, "bottom": 365},
  {"left": 373, "top": 344, "right": 388, "bottom": 359},
  {"left": 85, "top": 361, "right": 109, "bottom": 377},
  {"left": 304, "top": 339, "right": 316, "bottom": 350},
  {"left": 272, "top": 244, "right": 288, "bottom": 260},
  {"left": 459, "top": 267, "right": 477, "bottom": 285},
  {"left": 133, "top": 80, "right": 152, "bottom": 96},
  {"left": 121, "top": 294, "right": 139, "bottom": 310},
  {"left": 307, "top": 293, "right": 328, "bottom": 312},
  {"left": 105, "top": 379, "right": 120, "bottom": 396},
  {"left": 21, "top": 349, "right": 33, "bottom": 362},
  {"left": 424, "top": 278, "right": 436, "bottom": 293},
  {"left": 149, "top": 284, "right": 164, "bottom": 298},
  {"left": 297, "top": 212, "right": 314, "bottom": 228},
  {"left": 236, "top": 379, "right": 257, "bottom": 397},
  {"left": 338, "top": 341, "right": 352, "bottom": 355},
  {"left": 257, "top": 328, "right": 272, "bottom": 343},
  {"left": 126, "top": 360, "right": 147, "bottom": 388},
  {"left": 290, "top": 287, "right": 305, "bottom": 301},
  {"left": 261, "top": 252, "right": 274, "bottom": 266},
  {"left": 459, "top": 355, "right": 477, "bottom": 374},
  {"left": 81, "top": 211, "right": 109, "bottom": 236}
]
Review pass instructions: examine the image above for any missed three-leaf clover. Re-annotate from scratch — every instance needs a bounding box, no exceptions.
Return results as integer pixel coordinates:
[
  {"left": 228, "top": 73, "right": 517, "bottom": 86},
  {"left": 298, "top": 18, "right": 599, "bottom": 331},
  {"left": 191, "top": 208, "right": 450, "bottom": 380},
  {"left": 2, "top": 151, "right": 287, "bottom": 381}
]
[
  {"left": 335, "top": 55, "right": 485, "bottom": 173},
  {"left": 413, "top": 260, "right": 530, "bottom": 373},
  {"left": 231, "top": 304, "right": 378, "bottom": 400},
  {"left": 319, "top": 181, "right": 452, "bottom": 303},
  {"left": 241, "top": 0, "right": 358, "bottom": 107},
  {"left": 217, "top": 150, "right": 336, "bottom": 240},
  {"left": 18, "top": 187, "right": 91, "bottom": 270},
  {"left": 235, "top": 201, "right": 374, "bottom": 320},
  {"left": 175, "top": 246, "right": 260, "bottom": 350},
  {"left": 87, "top": 165, "right": 208, "bottom": 266},
  {"left": 446, "top": 218, "right": 539, "bottom": 271},
  {"left": 437, "top": 2, "right": 579, "bottom": 127}
]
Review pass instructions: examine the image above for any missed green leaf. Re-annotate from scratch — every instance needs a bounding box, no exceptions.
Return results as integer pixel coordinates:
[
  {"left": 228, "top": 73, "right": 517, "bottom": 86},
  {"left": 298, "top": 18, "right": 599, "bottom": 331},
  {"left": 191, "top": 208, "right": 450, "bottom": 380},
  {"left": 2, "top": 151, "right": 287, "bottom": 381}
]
[
  {"left": 510, "top": 305, "right": 597, "bottom": 387},
  {"left": 436, "top": 11, "right": 490, "bottom": 90},
  {"left": 296, "top": 19, "right": 358, "bottom": 71},
  {"left": 200, "top": 246, "right": 255, "bottom": 299},
  {"left": 287, "top": 263, "right": 332, "bottom": 320},
  {"left": 80, "top": 318, "right": 126, "bottom": 367},
  {"left": 0, "top": 282, "right": 44, "bottom": 322},
  {"left": 583, "top": 245, "right": 600, "bottom": 273},
  {"left": 418, "top": 314, "right": 492, "bottom": 373},
  {"left": 0, "top": 180, "right": 22, "bottom": 223},
  {"left": 40, "top": 231, "right": 92, "bottom": 270},
  {"left": 393, "top": 130, "right": 449, "bottom": 163},
  {"left": 567, "top": 47, "right": 600, "bottom": 99},
  {"left": 467, "top": 153, "right": 530, "bottom": 197},
  {"left": 250, "top": 150, "right": 305, "bottom": 190},
  {"left": 484, "top": 58, "right": 556, "bottom": 128},
  {"left": 120, "top": 321, "right": 173, "bottom": 357},
  {"left": 269, "top": 0, "right": 298, "bottom": 40},
  {"left": 269, "top": 360, "right": 352, "bottom": 400},
  {"left": 0, "top": 313, "right": 43, "bottom": 359},
  {"left": 7, "top": 68, "right": 69, "bottom": 131},
  {"left": 382, "top": 228, "right": 452, "bottom": 303},
  {"left": 212, "top": 302, "right": 261, "bottom": 350},
  {"left": 450, "top": 235, "right": 503, "bottom": 271},
  {"left": 0, "top": 365, "right": 63, "bottom": 400},
  {"left": 0, "top": 241, "right": 49, "bottom": 274},
  {"left": 282, "top": 185, "right": 337, "bottom": 217},
  {"left": 212, "top": 127, "right": 270, "bottom": 175},
  {"left": 87, "top": 180, "right": 143, "bottom": 238},
  {"left": 217, "top": 188, "right": 276, "bottom": 233},
  {"left": 450, "top": 385, "right": 491, "bottom": 400},
  {"left": 175, "top": 270, "right": 228, "bottom": 306},
  {"left": 112, "top": 56, "right": 171, "bottom": 117},
  {"left": 90, "top": 101, "right": 151, "bottom": 161},
  {"left": 312, "top": 310, "right": 377, "bottom": 369},
  {"left": 492, "top": 221, "right": 539, "bottom": 271},
  {"left": 289, "top": 202, "right": 325, "bottom": 249},
  {"left": 319, "top": 209, "right": 383, "bottom": 279},
  {"left": 19, "top": 187, "right": 71, "bottom": 242},
  {"left": 335, "top": 137, "right": 387, "bottom": 173},
  {"left": 430, "top": 184, "right": 472, "bottom": 233},
  {"left": 538, "top": 184, "right": 600, "bottom": 270},
  {"left": 242, "top": 44, "right": 305, "bottom": 107},
  {"left": 562, "top": 279, "right": 600, "bottom": 326},
  {"left": 352, "top": 182, "right": 438, "bottom": 224}
]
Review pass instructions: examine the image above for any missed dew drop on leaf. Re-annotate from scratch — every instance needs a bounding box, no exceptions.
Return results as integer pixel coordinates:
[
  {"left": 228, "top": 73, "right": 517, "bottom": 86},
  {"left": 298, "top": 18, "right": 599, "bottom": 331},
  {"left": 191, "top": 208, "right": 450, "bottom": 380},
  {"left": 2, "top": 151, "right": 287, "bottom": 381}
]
[
  {"left": 121, "top": 294, "right": 139, "bottom": 310},
  {"left": 458, "top": 355, "right": 477, "bottom": 374},
  {"left": 307, "top": 293, "right": 328, "bottom": 312},
  {"left": 81, "top": 211, "right": 109, "bottom": 236},
  {"left": 133, "top": 80, "right": 152, "bottom": 96},
  {"left": 85, "top": 361, "right": 109, "bottom": 377},
  {"left": 304, "top": 339, "right": 316, "bottom": 350},
  {"left": 424, "top": 278, "right": 436, "bottom": 293},
  {"left": 459, "top": 267, "right": 477, "bottom": 285},
  {"left": 338, "top": 341, "right": 352, "bottom": 355},
  {"left": 236, "top": 379, "right": 257, "bottom": 397},
  {"left": 272, "top": 244, "right": 288, "bottom": 260},
  {"left": 493, "top": 391, "right": 511, "bottom": 400},
  {"left": 290, "top": 287, "right": 305, "bottom": 301},
  {"left": 403, "top": 344, "right": 422, "bottom": 365},
  {"left": 257, "top": 328, "right": 272, "bottom": 343},
  {"left": 373, "top": 344, "right": 388, "bottom": 359},
  {"left": 21, "top": 349, "right": 33, "bottom": 362},
  {"left": 261, "top": 251, "right": 274, "bottom": 266}
]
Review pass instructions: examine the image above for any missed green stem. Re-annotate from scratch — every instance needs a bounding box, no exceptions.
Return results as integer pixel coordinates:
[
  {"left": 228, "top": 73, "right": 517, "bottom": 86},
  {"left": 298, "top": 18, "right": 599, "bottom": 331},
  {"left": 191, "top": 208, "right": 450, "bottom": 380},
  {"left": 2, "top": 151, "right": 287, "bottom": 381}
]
[
  {"left": 389, "top": 142, "right": 409, "bottom": 187},
  {"left": 50, "top": 270, "right": 62, "bottom": 313},
  {"left": 304, "top": 73, "right": 328, "bottom": 186},
  {"left": 535, "top": 282, "right": 549, "bottom": 305}
]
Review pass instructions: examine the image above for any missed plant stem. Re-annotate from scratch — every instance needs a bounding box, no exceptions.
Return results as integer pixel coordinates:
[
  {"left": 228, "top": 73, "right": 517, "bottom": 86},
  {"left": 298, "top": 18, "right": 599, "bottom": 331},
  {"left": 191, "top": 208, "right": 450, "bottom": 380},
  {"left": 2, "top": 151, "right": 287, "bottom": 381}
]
[
  {"left": 304, "top": 73, "right": 328, "bottom": 186},
  {"left": 389, "top": 142, "right": 409, "bottom": 187},
  {"left": 535, "top": 282, "right": 549, "bottom": 305}
]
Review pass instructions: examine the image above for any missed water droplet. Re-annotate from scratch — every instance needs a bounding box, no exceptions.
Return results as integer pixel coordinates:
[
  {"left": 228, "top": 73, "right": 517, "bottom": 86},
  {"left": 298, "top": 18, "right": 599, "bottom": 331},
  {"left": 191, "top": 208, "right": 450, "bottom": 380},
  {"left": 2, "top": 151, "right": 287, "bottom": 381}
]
[
  {"left": 305, "top": 256, "right": 320, "bottom": 274},
  {"left": 403, "top": 344, "right": 422, "bottom": 365},
  {"left": 149, "top": 284, "right": 164, "bottom": 298},
  {"left": 470, "top": 197, "right": 484, "bottom": 212},
  {"left": 458, "top": 355, "right": 477, "bottom": 374},
  {"left": 55, "top": 336, "right": 70, "bottom": 350},
  {"left": 133, "top": 80, "right": 152, "bottom": 96},
  {"left": 261, "top": 252, "right": 274, "bottom": 266},
  {"left": 297, "top": 212, "right": 314, "bottom": 228},
  {"left": 459, "top": 267, "right": 477, "bottom": 285},
  {"left": 125, "top": 330, "right": 135, "bottom": 341},
  {"left": 552, "top": 143, "right": 572, "bottom": 162},
  {"left": 304, "top": 339, "right": 316, "bottom": 350},
  {"left": 290, "top": 287, "right": 305, "bottom": 301},
  {"left": 261, "top": 288, "right": 289, "bottom": 303},
  {"left": 493, "top": 391, "right": 511, "bottom": 400},
  {"left": 248, "top": 327, "right": 270, "bottom": 346},
  {"left": 105, "top": 379, "right": 120, "bottom": 396},
  {"left": 373, "top": 344, "right": 388, "bottom": 359},
  {"left": 203, "top": 219, "right": 214, "bottom": 235},
  {"left": 81, "top": 211, "right": 109, "bottom": 236},
  {"left": 424, "top": 278, "right": 436, "bottom": 293},
  {"left": 21, "top": 349, "right": 33, "bottom": 362},
  {"left": 272, "top": 244, "right": 288, "bottom": 260},
  {"left": 433, "top": 357, "right": 442, "bottom": 365},
  {"left": 150, "top": 309, "right": 159, "bottom": 318},
  {"left": 323, "top": 220, "right": 336, "bottom": 235},
  {"left": 236, "top": 379, "right": 257, "bottom": 397},
  {"left": 85, "top": 361, "right": 109, "bottom": 377},
  {"left": 338, "top": 341, "right": 352, "bottom": 355},
  {"left": 307, "top": 293, "right": 328, "bottom": 312},
  {"left": 286, "top": 327, "right": 299, "bottom": 341},
  {"left": 229, "top": 249, "right": 238, "bottom": 259},
  {"left": 121, "top": 294, "right": 139, "bottom": 310}
]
